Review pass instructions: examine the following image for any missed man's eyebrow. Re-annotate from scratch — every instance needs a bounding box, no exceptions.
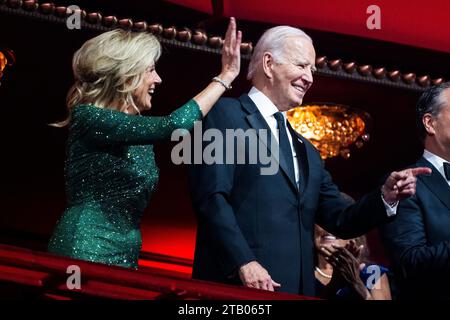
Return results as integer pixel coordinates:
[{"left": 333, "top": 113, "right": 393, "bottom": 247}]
[
  {"left": 292, "top": 57, "right": 316, "bottom": 72},
  {"left": 294, "top": 57, "right": 308, "bottom": 64},
  {"left": 297, "top": 60, "right": 317, "bottom": 72}
]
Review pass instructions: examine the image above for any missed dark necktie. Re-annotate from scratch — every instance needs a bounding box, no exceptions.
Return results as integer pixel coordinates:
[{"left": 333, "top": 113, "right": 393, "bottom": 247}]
[
  {"left": 444, "top": 162, "right": 450, "bottom": 180},
  {"left": 273, "top": 112, "right": 295, "bottom": 183}
]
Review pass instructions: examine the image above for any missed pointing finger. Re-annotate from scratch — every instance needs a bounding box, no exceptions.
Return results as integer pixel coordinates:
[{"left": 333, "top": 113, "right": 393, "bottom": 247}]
[{"left": 410, "top": 167, "right": 432, "bottom": 177}]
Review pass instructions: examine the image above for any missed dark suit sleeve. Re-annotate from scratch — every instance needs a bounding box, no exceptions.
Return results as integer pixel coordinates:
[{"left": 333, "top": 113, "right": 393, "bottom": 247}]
[
  {"left": 315, "top": 160, "right": 390, "bottom": 239},
  {"left": 381, "top": 195, "right": 450, "bottom": 279},
  {"left": 188, "top": 100, "right": 256, "bottom": 276}
]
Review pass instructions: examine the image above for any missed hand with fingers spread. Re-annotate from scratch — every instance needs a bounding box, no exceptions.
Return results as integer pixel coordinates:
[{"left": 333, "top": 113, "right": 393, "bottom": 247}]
[
  {"left": 191, "top": 17, "right": 242, "bottom": 116},
  {"left": 381, "top": 167, "right": 432, "bottom": 205},
  {"left": 239, "top": 261, "right": 281, "bottom": 291},
  {"left": 217, "top": 17, "right": 242, "bottom": 86}
]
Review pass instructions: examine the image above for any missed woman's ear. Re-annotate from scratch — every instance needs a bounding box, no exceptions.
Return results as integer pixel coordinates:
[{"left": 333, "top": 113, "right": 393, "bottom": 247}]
[
  {"left": 423, "top": 113, "right": 436, "bottom": 136},
  {"left": 262, "top": 52, "right": 274, "bottom": 79}
]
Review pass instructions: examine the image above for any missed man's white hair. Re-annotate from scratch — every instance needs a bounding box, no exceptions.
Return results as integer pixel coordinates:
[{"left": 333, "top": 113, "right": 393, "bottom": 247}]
[{"left": 247, "top": 26, "right": 312, "bottom": 80}]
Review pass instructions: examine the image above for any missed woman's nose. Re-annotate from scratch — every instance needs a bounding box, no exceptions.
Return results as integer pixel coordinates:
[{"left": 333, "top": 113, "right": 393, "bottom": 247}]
[{"left": 154, "top": 71, "right": 162, "bottom": 84}]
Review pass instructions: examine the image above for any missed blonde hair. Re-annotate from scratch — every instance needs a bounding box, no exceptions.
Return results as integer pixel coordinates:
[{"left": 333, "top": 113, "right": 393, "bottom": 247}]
[{"left": 53, "top": 29, "right": 161, "bottom": 127}]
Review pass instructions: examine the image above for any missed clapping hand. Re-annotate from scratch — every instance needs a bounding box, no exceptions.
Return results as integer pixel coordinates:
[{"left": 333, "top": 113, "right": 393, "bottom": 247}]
[
  {"left": 320, "top": 244, "right": 371, "bottom": 299},
  {"left": 321, "top": 245, "right": 362, "bottom": 286}
]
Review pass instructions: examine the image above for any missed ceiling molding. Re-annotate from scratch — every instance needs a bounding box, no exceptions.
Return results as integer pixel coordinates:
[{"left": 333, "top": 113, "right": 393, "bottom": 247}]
[{"left": 0, "top": 0, "right": 445, "bottom": 92}]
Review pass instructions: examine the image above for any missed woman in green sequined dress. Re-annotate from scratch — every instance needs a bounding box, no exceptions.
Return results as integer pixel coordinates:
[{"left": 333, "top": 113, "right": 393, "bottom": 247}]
[{"left": 48, "top": 18, "right": 242, "bottom": 269}]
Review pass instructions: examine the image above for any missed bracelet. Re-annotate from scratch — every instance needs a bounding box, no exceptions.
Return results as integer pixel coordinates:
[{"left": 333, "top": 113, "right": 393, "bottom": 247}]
[{"left": 212, "top": 76, "right": 232, "bottom": 90}]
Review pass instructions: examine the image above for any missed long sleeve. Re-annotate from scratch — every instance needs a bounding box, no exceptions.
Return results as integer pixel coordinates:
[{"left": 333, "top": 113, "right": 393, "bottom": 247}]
[
  {"left": 378, "top": 160, "right": 450, "bottom": 298},
  {"left": 70, "top": 99, "right": 202, "bottom": 146},
  {"left": 381, "top": 195, "right": 450, "bottom": 279},
  {"left": 188, "top": 100, "right": 256, "bottom": 276},
  {"left": 315, "top": 161, "right": 390, "bottom": 240}
]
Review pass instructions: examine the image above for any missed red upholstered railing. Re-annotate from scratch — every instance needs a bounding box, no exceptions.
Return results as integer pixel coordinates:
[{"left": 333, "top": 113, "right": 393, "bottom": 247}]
[{"left": 0, "top": 244, "right": 313, "bottom": 300}]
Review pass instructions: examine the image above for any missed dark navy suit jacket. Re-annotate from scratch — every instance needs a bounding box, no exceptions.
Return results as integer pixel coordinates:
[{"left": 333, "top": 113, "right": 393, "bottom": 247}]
[
  {"left": 380, "top": 157, "right": 450, "bottom": 299},
  {"left": 189, "top": 94, "right": 389, "bottom": 296}
]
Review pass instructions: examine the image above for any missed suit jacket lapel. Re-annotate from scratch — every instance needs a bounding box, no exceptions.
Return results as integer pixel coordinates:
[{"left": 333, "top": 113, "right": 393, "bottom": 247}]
[
  {"left": 239, "top": 94, "right": 298, "bottom": 192},
  {"left": 417, "top": 157, "right": 450, "bottom": 210}
]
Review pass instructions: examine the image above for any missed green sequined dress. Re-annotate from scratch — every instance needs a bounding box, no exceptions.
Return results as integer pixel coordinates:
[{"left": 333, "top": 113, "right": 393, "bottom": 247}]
[{"left": 48, "top": 100, "right": 202, "bottom": 269}]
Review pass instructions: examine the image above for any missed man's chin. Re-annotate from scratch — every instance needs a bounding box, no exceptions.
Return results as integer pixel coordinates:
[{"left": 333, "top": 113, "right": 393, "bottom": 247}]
[{"left": 288, "top": 99, "right": 303, "bottom": 110}]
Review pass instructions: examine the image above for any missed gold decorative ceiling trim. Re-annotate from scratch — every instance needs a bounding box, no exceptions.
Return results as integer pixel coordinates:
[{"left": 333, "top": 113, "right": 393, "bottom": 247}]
[
  {"left": 313, "top": 57, "right": 445, "bottom": 92},
  {"left": 0, "top": 0, "right": 446, "bottom": 92},
  {"left": 0, "top": 0, "right": 253, "bottom": 57}
]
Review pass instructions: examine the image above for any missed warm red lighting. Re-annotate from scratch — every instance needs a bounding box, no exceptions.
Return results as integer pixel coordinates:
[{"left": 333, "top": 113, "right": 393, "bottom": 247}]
[
  {"left": 138, "top": 260, "right": 192, "bottom": 276},
  {"left": 139, "top": 223, "right": 196, "bottom": 275},
  {"left": 141, "top": 224, "right": 196, "bottom": 260}
]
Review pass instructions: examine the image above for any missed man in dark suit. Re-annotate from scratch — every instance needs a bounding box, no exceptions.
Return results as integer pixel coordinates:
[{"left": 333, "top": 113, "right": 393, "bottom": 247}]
[
  {"left": 188, "top": 25, "right": 430, "bottom": 296},
  {"left": 380, "top": 82, "right": 450, "bottom": 299}
]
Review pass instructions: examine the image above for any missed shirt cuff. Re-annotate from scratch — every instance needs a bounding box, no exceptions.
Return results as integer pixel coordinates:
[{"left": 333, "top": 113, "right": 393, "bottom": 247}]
[{"left": 381, "top": 195, "right": 398, "bottom": 217}]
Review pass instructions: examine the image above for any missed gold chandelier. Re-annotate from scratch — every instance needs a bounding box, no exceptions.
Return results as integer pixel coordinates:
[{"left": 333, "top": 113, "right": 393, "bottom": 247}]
[
  {"left": 0, "top": 49, "right": 15, "bottom": 85},
  {"left": 287, "top": 104, "right": 371, "bottom": 159}
]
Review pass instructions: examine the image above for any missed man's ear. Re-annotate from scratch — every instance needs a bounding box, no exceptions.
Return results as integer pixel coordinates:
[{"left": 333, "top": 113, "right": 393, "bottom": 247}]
[
  {"left": 262, "top": 52, "right": 274, "bottom": 79},
  {"left": 423, "top": 113, "right": 436, "bottom": 136}
]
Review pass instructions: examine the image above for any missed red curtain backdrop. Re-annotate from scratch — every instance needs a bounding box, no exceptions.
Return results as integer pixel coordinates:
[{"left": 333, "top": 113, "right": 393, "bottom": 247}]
[{"left": 166, "top": 0, "right": 450, "bottom": 53}]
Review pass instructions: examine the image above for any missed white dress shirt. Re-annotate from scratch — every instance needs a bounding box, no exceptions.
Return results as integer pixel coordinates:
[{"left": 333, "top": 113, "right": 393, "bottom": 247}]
[
  {"left": 248, "top": 87, "right": 300, "bottom": 187},
  {"left": 247, "top": 86, "right": 397, "bottom": 216},
  {"left": 423, "top": 149, "right": 450, "bottom": 187}
]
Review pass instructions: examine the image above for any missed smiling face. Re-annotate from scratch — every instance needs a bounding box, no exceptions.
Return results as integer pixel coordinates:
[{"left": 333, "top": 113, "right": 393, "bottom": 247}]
[
  {"left": 265, "top": 36, "right": 316, "bottom": 111},
  {"left": 132, "top": 65, "right": 162, "bottom": 113}
]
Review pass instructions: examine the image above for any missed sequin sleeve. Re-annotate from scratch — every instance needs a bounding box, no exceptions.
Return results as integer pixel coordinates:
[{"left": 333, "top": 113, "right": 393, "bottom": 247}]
[{"left": 71, "top": 99, "right": 202, "bottom": 145}]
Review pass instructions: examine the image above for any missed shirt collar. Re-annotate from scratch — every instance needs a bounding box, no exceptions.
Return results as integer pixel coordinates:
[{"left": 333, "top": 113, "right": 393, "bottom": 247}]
[
  {"left": 423, "top": 149, "right": 450, "bottom": 180},
  {"left": 248, "top": 86, "right": 280, "bottom": 119}
]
